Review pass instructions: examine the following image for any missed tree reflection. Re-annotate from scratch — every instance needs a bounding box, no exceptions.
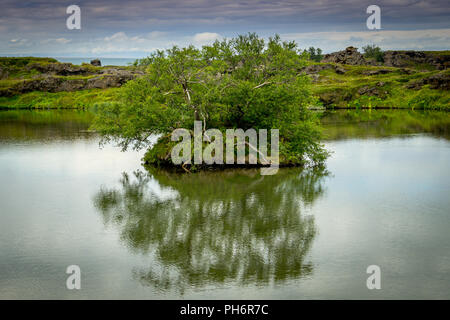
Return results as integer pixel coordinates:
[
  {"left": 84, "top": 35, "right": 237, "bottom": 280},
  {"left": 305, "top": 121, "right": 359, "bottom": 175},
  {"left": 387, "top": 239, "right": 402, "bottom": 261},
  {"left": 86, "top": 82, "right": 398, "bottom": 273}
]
[{"left": 93, "top": 168, "right": 328, "bottom": 293}]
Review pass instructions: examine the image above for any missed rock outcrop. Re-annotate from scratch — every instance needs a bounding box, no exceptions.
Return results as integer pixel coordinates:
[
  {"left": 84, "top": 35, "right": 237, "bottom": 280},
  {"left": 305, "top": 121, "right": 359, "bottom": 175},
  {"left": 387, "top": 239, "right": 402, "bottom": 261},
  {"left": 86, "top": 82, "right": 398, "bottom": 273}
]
[
  {"left": 362, "top": 69, "right": 393, "bottom": 76},
  {"left": 0, "top": 67, "right": 9, "bottom": 79},
  {"left": 357, "top": 81, "right": 387, "bottom": 97},
  {"left": 321, "top": 47, "right": 449, "bottom": 71},
  {"left": 26, "top": 62, "right": 93, "bottom": 76},
  {"left": 321, "top": 47, "right": 370, "bottom": 66},
  {"left": 0, "top": 66, "right": 145, "bottom": 96},
  {"left": 300, "top": 63, "right": 346, "bottom": 75},
  {"left": 406, "top": 72, "right": 450, "bottom": 90},
  {"left": 383, "top": 51, "right": 450, "bottom": 70},
  {"left": 13, "top": 74, "right": 136, "bottom": 94},
  {"left": 90, "top": 59, "right": 101, "bottom": 66}
]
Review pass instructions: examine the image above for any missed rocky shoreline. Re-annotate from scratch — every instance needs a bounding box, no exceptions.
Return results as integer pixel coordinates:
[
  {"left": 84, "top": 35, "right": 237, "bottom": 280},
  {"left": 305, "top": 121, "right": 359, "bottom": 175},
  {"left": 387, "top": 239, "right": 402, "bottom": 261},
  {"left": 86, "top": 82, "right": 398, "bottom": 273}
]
[
  {"left": 303, "top": 47, "right": 449, "bottom": 109},
  {"left": 0, "top": 48, "right": 448, "bottom": 109},
  {"left": 322, "top": 46, "right": 450, "bottom": 70},
  {"left": 0, "top": 58, "right": 144, "bottom": 97}
]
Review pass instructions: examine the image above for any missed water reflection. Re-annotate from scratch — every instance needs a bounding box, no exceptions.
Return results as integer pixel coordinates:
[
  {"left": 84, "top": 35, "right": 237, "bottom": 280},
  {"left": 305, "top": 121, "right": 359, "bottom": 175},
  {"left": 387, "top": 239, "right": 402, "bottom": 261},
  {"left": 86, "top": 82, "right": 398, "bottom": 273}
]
[
  {"left": 0, "top": 110, "right": 94, "bottom": 142},
  {"left": 93, "top": 168, "right": 328, "bottom": 293},
  {"left": 321, "top": 110, "right": 450, "bottom": 140}
]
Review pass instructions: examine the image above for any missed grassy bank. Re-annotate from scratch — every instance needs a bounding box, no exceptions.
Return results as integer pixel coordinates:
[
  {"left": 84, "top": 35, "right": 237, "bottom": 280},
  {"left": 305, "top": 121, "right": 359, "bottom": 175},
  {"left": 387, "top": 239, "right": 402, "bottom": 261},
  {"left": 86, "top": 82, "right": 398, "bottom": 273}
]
[
  {"left": 311, "top": 64, "right": 449, "bottom": 110},
  {"left": 0, "top": 88, "right": 120, "bottom": 109},
  {"left": 0, "top": 57, "right": 131, "bottom": 109},
  {"left": 0, "top": 56, "right": 448, "bottom": 110}
]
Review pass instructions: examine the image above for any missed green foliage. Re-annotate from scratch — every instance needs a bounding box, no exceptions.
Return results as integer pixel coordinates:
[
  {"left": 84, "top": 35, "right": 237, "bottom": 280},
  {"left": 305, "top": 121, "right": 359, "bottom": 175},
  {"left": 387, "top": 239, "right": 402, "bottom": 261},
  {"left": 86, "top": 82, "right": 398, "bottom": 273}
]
[
  {"left": 304, "top": 47, "right": 323, "bottom": 62},
  {"left": 80, "top": 62, "right": 103, "bottom": 73},
  {"left": 348, "top": 96, "right": 383, "bottom": 109},
  {"left": 406, "top": 87, "right": 450, "bottom": 110},
  {"left": 0, "top": 89, "right": 120, "bottom": 109},
  {"left": 311, "top": 64, "right": 449, "bottom": 110},
  {"left": 0, "top": 57, "right": 57, "bottom": 79},
  {"left": 0, "top": 57, "right": 57, "bottom": 68},
  {"left": 93, "top": 33, "right": 328, "bottom": 167},
  {"left": 362, "top": 44, "right": 384, "bottom": 63}
]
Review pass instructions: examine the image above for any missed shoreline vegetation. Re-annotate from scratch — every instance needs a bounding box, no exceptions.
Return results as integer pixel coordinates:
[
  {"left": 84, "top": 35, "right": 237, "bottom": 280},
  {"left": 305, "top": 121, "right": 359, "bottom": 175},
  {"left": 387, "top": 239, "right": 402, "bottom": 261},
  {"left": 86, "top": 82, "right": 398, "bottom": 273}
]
[
  {"left": 0, "top": 46, "right": 448, "bottom": 111},
  {"left": 2, "top": 108, "right": 448, "bottom": 140},
  {"left": 1, "top": 34, "right": 448, "bottom": 170}
]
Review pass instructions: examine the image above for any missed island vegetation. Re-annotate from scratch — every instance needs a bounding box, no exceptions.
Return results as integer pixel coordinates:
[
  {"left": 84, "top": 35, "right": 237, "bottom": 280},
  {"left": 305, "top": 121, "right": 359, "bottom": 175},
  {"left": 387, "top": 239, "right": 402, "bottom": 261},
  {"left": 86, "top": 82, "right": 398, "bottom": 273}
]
[
  {"left": 92, "top": 34, "right": 328, "bottom": 168},
  {"left": 0, "top": 33, "right": 448, "bottom": 169}
]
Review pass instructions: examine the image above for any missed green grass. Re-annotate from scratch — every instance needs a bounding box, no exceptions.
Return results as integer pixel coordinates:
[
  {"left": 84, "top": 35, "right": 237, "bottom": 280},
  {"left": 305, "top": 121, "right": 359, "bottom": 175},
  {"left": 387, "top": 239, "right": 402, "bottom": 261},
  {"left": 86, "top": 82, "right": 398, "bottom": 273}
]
[
  {"left": 0, "top": 57, "right": 58, "bottom": 79},
  {"left": 310, "top": 63, "right": 449, "bottom": 110},
  {"left": 1, "top": 56, "right": 449, "bottom": 110},
  {"left": 54, "top": 74, "right": 97, "bottom": 80},
  {"left": 0, "top": 79, "right": 23, "bottom": 88},
  {"left": 0, "top": 57, "right": 57, "bottom": 67},
  {"left": 0, "top": 57, "right": 126, "bottom": 109},
  {"left": 0, "top": 88, "right": 120, "bottom": 109}
]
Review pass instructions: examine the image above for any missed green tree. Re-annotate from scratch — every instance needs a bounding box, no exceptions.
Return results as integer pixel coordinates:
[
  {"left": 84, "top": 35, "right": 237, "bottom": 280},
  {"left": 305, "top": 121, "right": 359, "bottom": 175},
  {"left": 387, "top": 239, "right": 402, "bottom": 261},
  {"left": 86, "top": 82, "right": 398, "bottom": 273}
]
[
  {"left": 304, "top": 47, "right": 323, "bottom": 62},
  {"left": 92, "top": 33, "right": 328, "bottom": 168},
  {"left": 362, "top": 44, "right": 384, "bottom": 63}
]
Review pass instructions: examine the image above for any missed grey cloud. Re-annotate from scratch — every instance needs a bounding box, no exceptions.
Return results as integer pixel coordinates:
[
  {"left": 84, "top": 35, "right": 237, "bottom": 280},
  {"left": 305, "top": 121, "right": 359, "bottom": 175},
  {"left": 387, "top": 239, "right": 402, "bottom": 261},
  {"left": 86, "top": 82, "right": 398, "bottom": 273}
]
[{"left": 0, "top": 0, "right": 448, "bottom": 56}]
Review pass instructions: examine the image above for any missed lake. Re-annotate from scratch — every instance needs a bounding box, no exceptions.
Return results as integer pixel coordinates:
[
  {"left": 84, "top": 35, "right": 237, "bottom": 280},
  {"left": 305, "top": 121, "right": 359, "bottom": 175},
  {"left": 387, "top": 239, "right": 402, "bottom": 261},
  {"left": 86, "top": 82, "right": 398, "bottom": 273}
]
[{"left": 0, "top": 109, "right": 449, "bottom": 299}]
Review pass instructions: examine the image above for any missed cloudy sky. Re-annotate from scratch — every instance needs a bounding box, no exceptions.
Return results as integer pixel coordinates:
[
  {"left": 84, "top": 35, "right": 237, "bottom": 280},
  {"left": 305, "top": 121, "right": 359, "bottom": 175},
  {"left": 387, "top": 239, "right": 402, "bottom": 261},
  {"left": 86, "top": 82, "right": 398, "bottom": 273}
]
[{"left": 1, "top": 0, "right": 449, "bottom": 58}]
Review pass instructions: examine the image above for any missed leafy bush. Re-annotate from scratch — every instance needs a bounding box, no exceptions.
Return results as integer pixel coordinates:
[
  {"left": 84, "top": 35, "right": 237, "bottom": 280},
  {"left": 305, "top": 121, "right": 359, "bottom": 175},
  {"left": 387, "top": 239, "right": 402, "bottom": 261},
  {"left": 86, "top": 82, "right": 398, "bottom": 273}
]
[
  {"left": 407, "top": 87, "right": 450, "bottom": 110},
  {"left": 362, "top": 45, "right": 384, "bottom": 63},
  {"left": 92, "top": 33, "right": 328, "bottom": 168},
  {"left": 304, "top": 47, "right": 323, "bottom": 62},
  {"left": 349, "top": 96, "right": 383, "bottom": 109}
]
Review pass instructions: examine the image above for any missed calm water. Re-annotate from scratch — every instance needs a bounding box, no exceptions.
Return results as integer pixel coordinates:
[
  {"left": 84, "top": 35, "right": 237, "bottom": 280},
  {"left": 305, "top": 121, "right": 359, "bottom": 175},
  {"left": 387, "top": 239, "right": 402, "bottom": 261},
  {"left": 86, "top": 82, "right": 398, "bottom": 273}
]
[{"left": 0, "top": 110, "right": 449, "bottom": 299}]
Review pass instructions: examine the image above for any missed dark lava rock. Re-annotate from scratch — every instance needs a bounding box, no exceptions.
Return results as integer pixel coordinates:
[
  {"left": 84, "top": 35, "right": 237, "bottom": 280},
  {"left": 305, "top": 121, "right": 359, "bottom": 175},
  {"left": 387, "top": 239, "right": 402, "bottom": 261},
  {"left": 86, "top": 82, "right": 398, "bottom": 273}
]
[
  {"left": 0, "top": 59, "right": 145, "bottom": 97},
  {"left": 4, "top": 71, "right": 143, "bottom": 96},
  {"left": 399, "top": 68, "right": 415, "bottom": 75},
  {"left": 85, "top": 74, "right": 135, "bottom": 89},
  {"left": 321, "top": 47, "right": 369, "bottom": 66},
  {"left": 99, "top": 68, "right": 145, "bottom": 77},
  {"left": 406, "top": 72, "right": 450, "bottom": 90},
  {"left": 322, "top": 48, "right": 449, "bottom": 70},
  {"left": 26, "top": 62, "right": 92, "bottom": 76},
  {"left": 90, "top": 59, "right": 101, "bottom": 66},
  {"left": 300, "top": 63, "right": 346, "bottom": 75},
  {"left": 358, "top": 81, "right": 387, "bottom": 96},
  {"left": 301, "top": 64, "right": 334, "bottom": 74},
  {"left": 335, "top": 66, "right": 346, "bottom": 74},
  {"left": 317, "top": 90, "right": 353, "bottom": 106},
  {"left": 0, "top": 67, "right": 9, "bottom": 79},
  {"left": 383, "top": 51, "right": 450, "bottom": 70},
  {"left": 362, "top": 69, "right": 393, "bottom": 76},
  {"left": 12, "top": 75, "right": 82, "bottom": 94}
]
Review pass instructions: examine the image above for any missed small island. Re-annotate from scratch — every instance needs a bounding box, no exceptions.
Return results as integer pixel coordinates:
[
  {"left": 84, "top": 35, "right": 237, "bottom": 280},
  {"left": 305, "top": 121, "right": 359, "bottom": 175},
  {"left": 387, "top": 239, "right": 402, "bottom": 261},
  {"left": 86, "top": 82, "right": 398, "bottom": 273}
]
[{"left": 1, "top": 34, "right": 449, "bottom": 171}]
